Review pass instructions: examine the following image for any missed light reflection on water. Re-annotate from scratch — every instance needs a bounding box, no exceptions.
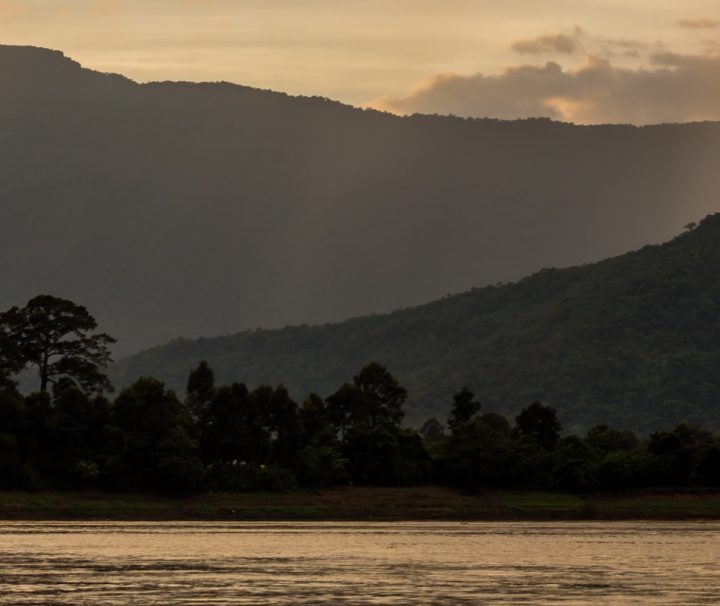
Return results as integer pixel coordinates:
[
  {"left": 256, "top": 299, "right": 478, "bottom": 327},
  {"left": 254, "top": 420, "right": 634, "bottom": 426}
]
[{"left": 0, "top": 521, "right": 718, "bottom": 604}]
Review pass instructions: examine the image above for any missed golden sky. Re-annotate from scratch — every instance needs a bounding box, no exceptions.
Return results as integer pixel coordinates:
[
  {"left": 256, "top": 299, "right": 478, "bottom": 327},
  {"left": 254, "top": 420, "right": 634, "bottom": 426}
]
[{"left": 1, "top": 0, "right": 718, "bottom": 123}]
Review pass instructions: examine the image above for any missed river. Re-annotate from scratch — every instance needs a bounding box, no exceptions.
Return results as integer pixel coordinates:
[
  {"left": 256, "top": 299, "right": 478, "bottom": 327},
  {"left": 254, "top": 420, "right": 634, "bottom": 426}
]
[{"left": 0, "top": 521, "right": 718, "bottom": 604}]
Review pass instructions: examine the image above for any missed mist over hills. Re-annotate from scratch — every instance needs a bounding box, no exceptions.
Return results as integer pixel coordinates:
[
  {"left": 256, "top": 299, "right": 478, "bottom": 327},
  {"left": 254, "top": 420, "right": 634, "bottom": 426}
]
[
  {"left": 2, "top": 45, "right": 720, "bottom": 355},
  {"left": 114, "top": 215, "right": 720, "bottom": 433}
]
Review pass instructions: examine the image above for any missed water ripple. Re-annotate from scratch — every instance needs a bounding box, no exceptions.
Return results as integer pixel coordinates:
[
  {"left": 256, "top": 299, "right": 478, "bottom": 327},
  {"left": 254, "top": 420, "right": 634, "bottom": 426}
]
[{"left": 0, "top": 521, "right": 717, "bottom": 605}]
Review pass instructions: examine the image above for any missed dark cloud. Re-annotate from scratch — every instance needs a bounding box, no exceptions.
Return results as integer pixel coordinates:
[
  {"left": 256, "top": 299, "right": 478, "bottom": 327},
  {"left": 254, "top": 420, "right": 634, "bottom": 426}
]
[
  {"left": 678, "top": 18, "right": 719, "bottom": 29},
  {"left": 374, "top": 52, "right": 720, "bottom": 125},
  {"left": 512, "top": 28, "right": 583, "bottom": 55}
]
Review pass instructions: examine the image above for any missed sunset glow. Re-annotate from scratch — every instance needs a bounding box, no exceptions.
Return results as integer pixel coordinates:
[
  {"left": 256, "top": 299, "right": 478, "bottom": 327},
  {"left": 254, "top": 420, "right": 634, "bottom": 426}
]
[{"left": 1, "top": 0, "right": 718, "bottom": 122}]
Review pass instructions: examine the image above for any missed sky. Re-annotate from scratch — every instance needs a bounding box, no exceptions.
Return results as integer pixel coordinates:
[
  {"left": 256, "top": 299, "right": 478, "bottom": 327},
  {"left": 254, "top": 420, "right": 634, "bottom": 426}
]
[{"left": 1, "top": 0, "right": 719, "bottom": 124}]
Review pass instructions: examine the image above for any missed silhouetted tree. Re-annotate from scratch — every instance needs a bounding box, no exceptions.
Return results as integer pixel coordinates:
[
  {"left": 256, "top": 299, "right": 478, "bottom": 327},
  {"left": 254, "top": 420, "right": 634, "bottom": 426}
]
[
  {"left": 327, "top": 364, "right": 410, "bottom": 484},
  {"left": 204, "top": 383, "right": 271, "bottom": 465},
  {"left": 267, "top": 384, "right": 301, "bottom": 468},
  {"left": 294, "top": 394, "right": 346, "bottom": 486},
  {"left": 442, "top": 412, "right": 513, "bottom": 490},
  {"left": 186, "top": 360, "right": 216, "bottom": 426},
  {"left": 299, "top": 393, "right": 335, "bottom": 446},
  {"left": 515, "top": 402, "right": 561, "bottom": 450},
  {"left": 50, "top": 385, "right": 118, "bottom": 487},
  {"left": 3, "top": 345, "right": 720, "bottom": 495},
  {"left": 0, "top": 295, "right": 115, "bottom": 393},
  {"left": 448, "top": 387, "right": 481, "bottom": 432},
  {"left": 647, "top": 423, "right": 713, "bottom": 485},
  {"left": 350, "top": 362, "right": 407, "bottom": 430},
  {"left": 18, "top": 391, "right": 54, "bottom": 488},
  {"left": 112, "top": 378, "right": 202, "bottom": 492},
  {"left": 326, "top": 383, "right": 357, "bottom": 443}
]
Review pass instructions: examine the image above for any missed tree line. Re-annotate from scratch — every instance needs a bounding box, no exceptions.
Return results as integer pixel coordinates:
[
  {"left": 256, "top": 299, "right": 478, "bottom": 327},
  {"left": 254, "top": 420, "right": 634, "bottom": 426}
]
[{"left": 1, "top": 295, "right": 719, "bottom": 493}]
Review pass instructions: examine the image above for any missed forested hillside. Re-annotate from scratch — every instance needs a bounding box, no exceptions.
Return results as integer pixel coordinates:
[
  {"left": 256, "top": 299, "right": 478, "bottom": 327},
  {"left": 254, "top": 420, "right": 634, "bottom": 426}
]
[
  {"left": 2, "top": 45, "right": 720, "bottom": 354},
  {"left": 114, "top": 215, "right": 720, "bottom": 433}
]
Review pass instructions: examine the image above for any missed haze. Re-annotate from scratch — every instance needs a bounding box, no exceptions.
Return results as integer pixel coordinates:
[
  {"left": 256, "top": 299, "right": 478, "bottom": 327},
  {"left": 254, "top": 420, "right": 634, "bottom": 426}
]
[{"left": 1, "top": 0, "right": 718, "bottom": 123}]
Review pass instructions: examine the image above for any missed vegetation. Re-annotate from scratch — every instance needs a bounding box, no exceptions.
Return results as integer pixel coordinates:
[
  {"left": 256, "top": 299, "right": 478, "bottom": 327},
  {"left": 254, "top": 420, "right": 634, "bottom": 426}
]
[
  {"left": 1, "top": 488, "right": 718, "bottom": 521},
  {"left": 2, "top": 45, "right": 719, "bottom": 356},
  {"left": 2, "top": 300, "right": 720, "bottom": 498},
  {"left": 115, "top": 213, "right": 720, "bottom": 432},
  {"left": 0, "top": 295, "right": 115, "bottom": 393}
]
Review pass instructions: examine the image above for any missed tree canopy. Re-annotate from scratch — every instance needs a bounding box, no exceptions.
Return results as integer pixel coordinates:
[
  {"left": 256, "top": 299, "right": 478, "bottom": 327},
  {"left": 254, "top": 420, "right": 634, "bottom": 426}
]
[
  {"left": 2, "top": 295, "right": 719, "bottom": 495},
  {"left": 0, "top": 295, "right": 115, "bottom": 394},
  {"left": 113, "top": 213, "right": 720, "bottom": 432},
  {"left": 2, "top": 354, "right": 719, "bottom": 494}
]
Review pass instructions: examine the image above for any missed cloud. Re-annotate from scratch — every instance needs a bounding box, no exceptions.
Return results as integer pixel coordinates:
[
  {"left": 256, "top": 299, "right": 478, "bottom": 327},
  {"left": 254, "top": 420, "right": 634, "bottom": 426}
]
[
  {"left": 594, "top": 37, "right": 657, "bottom": 59},
  {"left": 371, "top": 52, "right": 720, "bottom": 125},
  {"left": 678, "top": 18, "right": 719, "bottom": 29},
  {"left": 512, "top": 28, "right": 584, "bottom": 55}
]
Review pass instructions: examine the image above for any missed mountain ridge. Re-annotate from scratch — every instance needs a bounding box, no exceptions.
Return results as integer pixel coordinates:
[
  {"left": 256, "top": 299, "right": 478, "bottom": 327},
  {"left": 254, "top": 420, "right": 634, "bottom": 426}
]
[
  {"left": 2, "top": 44, "right": 720, "bottom": 355},
  {"left": 113, "top": 214, "right": 720, "bottom": 433}
]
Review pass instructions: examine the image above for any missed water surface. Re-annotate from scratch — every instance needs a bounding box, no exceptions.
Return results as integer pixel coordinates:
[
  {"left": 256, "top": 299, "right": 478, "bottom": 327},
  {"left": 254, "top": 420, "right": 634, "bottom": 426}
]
[{"left": 0, "top": 521, "right": 718, "bottom": 604}]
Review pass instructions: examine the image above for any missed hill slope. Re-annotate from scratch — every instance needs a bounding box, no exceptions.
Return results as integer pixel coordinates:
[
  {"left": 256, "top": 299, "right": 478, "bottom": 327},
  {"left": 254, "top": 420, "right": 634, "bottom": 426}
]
[
  {"left": 2, "top": 45, "right": 720, "bottom": 354},
  {"left": 113, "top": 215, "right": 720, "bottom": 433}
]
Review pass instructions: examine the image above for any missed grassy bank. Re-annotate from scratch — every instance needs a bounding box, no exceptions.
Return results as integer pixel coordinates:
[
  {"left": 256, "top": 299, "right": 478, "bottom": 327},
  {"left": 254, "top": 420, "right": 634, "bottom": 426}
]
[{"left": 1, "top": 486, "right": 719, "bottom": 521}]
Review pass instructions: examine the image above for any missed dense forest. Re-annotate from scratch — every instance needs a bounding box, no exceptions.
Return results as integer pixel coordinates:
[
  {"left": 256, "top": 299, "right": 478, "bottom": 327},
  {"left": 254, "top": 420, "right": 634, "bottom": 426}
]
[
  {"left": 115, "top": 213, "right": 720, "bottom": 433},
  {"left": 2, "top": 44, "right": 720, "bottom": 354},
  {"left": 1, "top": 296, "right": 719, "bottom": 494},
  {"left": 2, "top": 364, "right": 720, "bottom": 494}
]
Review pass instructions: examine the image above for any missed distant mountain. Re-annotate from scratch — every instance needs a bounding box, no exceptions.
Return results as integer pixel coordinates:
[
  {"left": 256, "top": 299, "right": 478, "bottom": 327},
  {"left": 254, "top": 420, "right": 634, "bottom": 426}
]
[
  {"left": 2, "top": 45, "right": 720, "bottom": 354},
  {"left": 113, "top": 215, "right": 720, "bottom": 433}
]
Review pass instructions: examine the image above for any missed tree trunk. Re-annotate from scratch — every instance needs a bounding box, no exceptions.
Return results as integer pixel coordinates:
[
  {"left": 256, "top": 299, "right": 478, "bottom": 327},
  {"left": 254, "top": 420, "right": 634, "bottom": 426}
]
[{"left": 39, "top": 346, "right": 49, "bottom": 393}]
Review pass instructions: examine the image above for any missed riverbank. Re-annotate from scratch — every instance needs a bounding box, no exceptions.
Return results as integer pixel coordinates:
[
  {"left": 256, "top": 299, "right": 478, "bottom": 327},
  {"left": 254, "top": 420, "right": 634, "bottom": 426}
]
[{"left": 1, "top": 486, "right": 719, "bottom": 521}]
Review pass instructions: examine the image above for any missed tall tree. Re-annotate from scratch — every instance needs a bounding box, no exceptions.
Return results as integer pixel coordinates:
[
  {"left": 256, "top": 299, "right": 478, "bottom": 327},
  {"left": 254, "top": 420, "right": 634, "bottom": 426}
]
[
  {"left": 327, "top": 363, "right": 407, "bottom": 440},
  {"left": 448, "top": 387, "right": 481, "bottom": 432},
  {"left": 327, "top": 363, "right": 409, "bottom": 484},
  {"left": 186, "top": 360, "right": 216, "bottom": 422},
  {"left": 351, "top": 362, "right": 407, "bottom": 430},
  {"left": 266, "top": 385, "right": 301, "bottom": 468},
  {"left": 204, "top": 383, "right": 272, "bottom": 465},
  {"left": 326, "top": 383, "right": 358, "bottom": 443},
  {"left": 515, "top": 402, "right": 562, "bottom": 450},
  {"left": 0, "top": 295, "right": 116, "bottom": 393}
]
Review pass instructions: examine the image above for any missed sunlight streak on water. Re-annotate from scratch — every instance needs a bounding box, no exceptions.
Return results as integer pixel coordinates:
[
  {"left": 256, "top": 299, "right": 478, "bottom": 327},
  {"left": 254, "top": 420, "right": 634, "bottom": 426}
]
[{"left": 0, "top": 521, "right": 718, "bottom": 604}]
